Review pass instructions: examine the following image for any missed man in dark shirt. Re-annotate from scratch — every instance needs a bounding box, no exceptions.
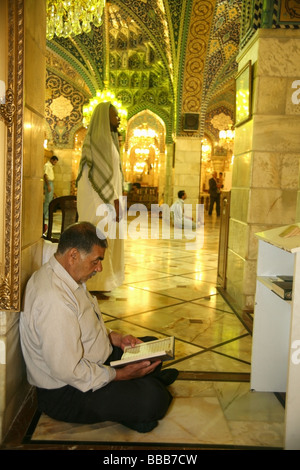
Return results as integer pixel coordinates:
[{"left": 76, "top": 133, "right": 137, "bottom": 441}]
[{"left": 208, "top": 171, "right": 220, "bottom": 216}]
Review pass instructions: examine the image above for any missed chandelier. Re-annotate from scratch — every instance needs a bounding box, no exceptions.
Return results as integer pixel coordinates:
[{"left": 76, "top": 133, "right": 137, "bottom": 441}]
[
  {"left": 46, "top": 0, "right": 106, "bottom": 40},
  {"left": 201, "top": 138, "right": 212, "bottom": 162},
  {"left": 135, "top": 148, "right": 150, "bottom": 156},
  {"left": 133, "top": 161, "right": 147, "bottom": 174},
  {"left": 219, "top": 125, "right": 235, "bottom": 151},
  {"left": 128, "top": 124, "right": 159, "bottom": 177},
  {"left": 133, "top": 128, "right": 157, "bottom": 139},
  {"left": 82, "top": 89, "right": 127, "bottom": 130}
]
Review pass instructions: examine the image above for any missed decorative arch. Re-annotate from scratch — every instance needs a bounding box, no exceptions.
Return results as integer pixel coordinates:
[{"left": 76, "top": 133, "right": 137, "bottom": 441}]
[
  {"left": 126, "top": 109, "right": 166, "bottom": 153},
  {"left": 123, "top": 109, "right": 167, "bottom": 189},
  {"left": 127, "top": 102, "right": 173, "bottom": 144}
]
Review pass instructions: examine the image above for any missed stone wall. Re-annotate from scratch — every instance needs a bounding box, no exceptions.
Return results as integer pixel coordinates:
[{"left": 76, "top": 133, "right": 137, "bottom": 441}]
[{"left": 227, "top": 28, "right": 300, "bottom": 311}]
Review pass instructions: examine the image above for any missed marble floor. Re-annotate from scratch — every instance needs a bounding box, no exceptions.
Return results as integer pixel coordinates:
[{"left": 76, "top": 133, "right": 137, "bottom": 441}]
[{"left": 2, "top": 212, "right": 286, "bottom": 451}]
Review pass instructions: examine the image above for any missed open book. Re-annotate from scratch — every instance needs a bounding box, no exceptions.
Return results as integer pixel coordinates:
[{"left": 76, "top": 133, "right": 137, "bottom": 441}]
[{"left": 110, "top": 336, "right": 175, "bottom": 368}]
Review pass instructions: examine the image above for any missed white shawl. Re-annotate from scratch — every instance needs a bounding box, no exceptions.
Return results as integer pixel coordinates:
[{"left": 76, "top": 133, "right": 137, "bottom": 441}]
[{"left": 76, "top": 101, "right": 122, "bottom": 205}]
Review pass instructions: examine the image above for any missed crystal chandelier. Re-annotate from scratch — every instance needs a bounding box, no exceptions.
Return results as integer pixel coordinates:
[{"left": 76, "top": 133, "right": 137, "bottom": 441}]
[
  {"left": 46, "top": 0, "right": 106, "bottom": 40},
  {"left": 219, "top": 125, "right": 235, "bottom": 151},
  {"left": 201, "top": 138, "right": 212, "bottom": 162},
  {"left": 130, "top": 125, "right": 158, "bottom": 157},
  {"left": 82, "top": 89, "right": 127, "bottom": 130}
]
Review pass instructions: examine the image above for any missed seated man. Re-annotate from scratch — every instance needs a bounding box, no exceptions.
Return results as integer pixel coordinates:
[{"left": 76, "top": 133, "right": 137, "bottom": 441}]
[
  {"left": 170, "top": 190, "right": 196, "bottom": 230},
  {"left": 19, "top": 222, "right": 178, "bottom": 433}
]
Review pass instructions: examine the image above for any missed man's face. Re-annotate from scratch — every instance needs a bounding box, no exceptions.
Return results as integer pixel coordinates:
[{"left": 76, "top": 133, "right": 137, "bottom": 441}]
[
  {"left": 109, "top": 106, "right": 120, "bottom": 132},
  {"left": 71, "top": 245, "right": 106, "bottom": 284}
]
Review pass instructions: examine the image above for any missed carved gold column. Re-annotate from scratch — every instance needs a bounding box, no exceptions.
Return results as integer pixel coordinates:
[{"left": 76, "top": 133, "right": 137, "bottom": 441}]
[{"left": 0, "top": 0, "right": 24, "bottom": 311}]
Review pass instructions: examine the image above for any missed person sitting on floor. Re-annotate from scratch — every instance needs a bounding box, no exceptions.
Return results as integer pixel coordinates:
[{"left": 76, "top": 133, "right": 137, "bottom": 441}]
[
  {"left": 170, "top": 190, "right": 196, "bottom": 230},
  {"left": 19, "top": 222, "right": 178, "bottom": 433}
]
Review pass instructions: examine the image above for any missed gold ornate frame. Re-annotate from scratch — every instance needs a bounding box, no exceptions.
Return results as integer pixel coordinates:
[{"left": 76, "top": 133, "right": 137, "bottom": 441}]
[{"left": 0, "top": 0, "right": 24, "bottom": 311}]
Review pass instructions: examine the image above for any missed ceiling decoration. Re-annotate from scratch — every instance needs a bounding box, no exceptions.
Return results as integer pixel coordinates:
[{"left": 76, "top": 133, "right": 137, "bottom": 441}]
[
  {"left": 180, "top": 0, "right": 216, "bottom": 115},
  {"left": 46, "top": 0, "right": 243, "bottom": 147}
]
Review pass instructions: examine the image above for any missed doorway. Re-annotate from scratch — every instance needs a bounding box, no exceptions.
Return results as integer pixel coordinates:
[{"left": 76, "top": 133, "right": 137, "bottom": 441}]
[{"left": 123, "top": 110, "right": 166, "bottom": 205}]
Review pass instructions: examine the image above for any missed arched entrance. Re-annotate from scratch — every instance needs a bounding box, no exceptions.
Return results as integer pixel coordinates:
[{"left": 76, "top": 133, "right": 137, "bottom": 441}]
[{"left": 123, "top": 110, "right": 166, "bottom": 205}]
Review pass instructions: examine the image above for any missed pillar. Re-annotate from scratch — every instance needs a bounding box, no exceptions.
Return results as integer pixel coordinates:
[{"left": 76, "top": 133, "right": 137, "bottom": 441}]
[
  {"left": 227, "top": 28, "right": 300, "bottom": 311},
  {"left": 173, "top": 137, "right": 201, "bottom": 211}
]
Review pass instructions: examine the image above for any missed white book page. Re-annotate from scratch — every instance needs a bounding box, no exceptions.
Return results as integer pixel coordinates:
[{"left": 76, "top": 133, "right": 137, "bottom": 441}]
[{"left": 122, "top": 337, "right": 173, "bottom": 360}]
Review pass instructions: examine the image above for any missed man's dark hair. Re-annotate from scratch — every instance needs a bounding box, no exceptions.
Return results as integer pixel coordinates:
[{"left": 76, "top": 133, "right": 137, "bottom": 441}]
[
  {"left": 51, "top": 155, "right": 58, "bottom": 162},
  {"left": 57, "top": 222, "right": 108, "bottom": 255},
  {"left": 178, "top": 190, "right": 185, "bottom": 199}
]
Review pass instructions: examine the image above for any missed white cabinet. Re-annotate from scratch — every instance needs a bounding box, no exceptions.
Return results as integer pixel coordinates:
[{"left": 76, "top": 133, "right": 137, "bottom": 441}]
[{"left": 251, "top": 224, "right": 300, "bottom": 450}]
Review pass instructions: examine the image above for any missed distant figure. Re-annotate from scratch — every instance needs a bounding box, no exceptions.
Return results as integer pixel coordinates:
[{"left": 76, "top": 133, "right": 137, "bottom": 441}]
[
  {"left": 218, "top": 172, "right": 224, "bottom": 190},
  {"left": 170, "top": 190, "right": 196, "bottom": 230},
  {"left": 208, "top": 172, "right": 220, "bottom": 216},
  {"left": 132, "top": 182, "right": 141, "bottom": 191},
  {"left": 76, "top": 102, "right": 124, "bottom": 292},
  {"left": 43, "top": 155, "right": 58, "bottom": 231}
]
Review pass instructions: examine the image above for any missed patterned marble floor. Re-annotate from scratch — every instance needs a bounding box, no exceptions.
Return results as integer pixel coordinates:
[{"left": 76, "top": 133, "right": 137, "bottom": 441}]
[{"left": 9, "top": 212, "right": 286, "bottom": 450}]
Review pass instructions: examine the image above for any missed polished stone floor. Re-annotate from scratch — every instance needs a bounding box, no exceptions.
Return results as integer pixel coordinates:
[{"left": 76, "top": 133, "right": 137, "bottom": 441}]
[{"left": 2, "top": 212, "right": 285, "bottom": 450}]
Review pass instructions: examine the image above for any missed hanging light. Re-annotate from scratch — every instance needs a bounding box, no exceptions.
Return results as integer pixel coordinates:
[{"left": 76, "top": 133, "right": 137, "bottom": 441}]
[
  {"left": 82, "top": 89, "right": 127, "bottom": 130},
  {"left": 46, "top": 0, "right": 106, "bottom": 40},
  {"left": 133, "top": 161, "right": 147, "bottom": 173},
  {"left": 135, "top": 148, "right": 150, "bottom": 156},
  {"left": 133, "top": 128, "right": 157, "bottom": 139},
  {"left": 201, "top": 138, "right": 211, "bottom": 162},
  {"left": 219, "top": 124, "right": 235, "bottom": 151}
]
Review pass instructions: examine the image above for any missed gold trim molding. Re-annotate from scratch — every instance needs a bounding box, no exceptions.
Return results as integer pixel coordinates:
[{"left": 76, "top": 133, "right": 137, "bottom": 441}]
[
  {"left": 0, "top": 0, "right": 24, "bottom": 311},
  {"left": 0, "top": 88, "right": 16, "bottom": 127}
]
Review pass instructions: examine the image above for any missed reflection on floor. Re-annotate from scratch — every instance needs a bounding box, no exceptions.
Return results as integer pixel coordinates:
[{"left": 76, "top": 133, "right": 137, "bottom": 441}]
[{"left": 4, "top": 213, "right": 285, "bottom": 450}]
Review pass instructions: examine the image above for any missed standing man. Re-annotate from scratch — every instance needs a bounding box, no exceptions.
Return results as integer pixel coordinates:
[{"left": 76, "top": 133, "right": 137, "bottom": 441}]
[
  {"left": 76, "top": 102, "right": 124, "bottom": 293},
  {"left": 43, "top": 155, "right": 58, "bottom": 232},
  {"left": 208, "top": 171, "right": 220, "bottom": 216},
  {"left": 19, "top": 222, "right": 177, "bottom": 433}
]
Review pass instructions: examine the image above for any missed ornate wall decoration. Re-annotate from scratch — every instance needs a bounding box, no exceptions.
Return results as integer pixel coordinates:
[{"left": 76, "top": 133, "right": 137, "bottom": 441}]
[
  {"left": 280, "top": 0, "right": 300, "bottom": 22},
  {"left": 205, "top": 105, "right": 233, "bottom": 142},
  {"left": 203, "top": 1, "right": 241, "bottom": 95},
  {"left": 46, "top": 49, "right": 92, "bottom": 97},
  {"left": 165, "top": 0, "right": 185, "bottom": 51},
  {"left": 0, "top": 0, "right": 24, "bottom": 311},
  {"left": 240, "top": 0, "right": 299, "bottom": 50},
  {"left": 45, "top": 71, "right": 86, "bottom": 148},
  {"left": 199, "top": 0, "right": 242, "bottom": 136},
  {"left": 181, "top": 0, "right": 215, "bottom": 118}
]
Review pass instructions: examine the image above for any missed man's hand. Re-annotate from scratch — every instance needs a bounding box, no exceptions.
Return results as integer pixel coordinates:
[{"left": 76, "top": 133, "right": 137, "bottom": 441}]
[
  {"left": 120, "top": 334, "right": 142, "bottom": 350},
  {"left": 109, "top": 331, "right": 142, "bottom": 350},
  {"left": 108, "top": 331, "right": 161, "bottom": 380},
  {"left": 114, "top": 360, "right": 161, "bottom": 381}
]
